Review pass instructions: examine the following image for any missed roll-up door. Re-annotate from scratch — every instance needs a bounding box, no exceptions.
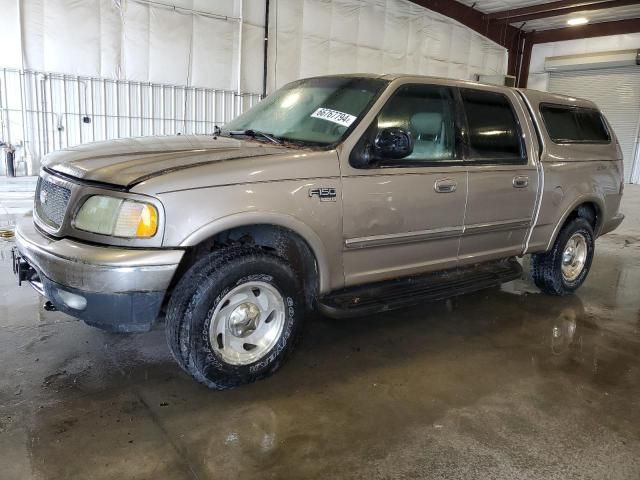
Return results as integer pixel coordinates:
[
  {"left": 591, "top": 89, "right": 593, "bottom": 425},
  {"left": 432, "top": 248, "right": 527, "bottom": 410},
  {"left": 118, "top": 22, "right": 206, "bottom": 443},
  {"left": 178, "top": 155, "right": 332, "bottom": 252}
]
[{"left": 547, "top": 66, "right": 640, "bottom": 183}]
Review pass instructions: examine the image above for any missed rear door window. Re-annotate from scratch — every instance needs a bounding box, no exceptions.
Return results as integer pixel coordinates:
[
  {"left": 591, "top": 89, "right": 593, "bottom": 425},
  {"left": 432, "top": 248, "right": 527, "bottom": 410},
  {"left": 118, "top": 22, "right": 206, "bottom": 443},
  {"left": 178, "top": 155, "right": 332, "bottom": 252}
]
[
  {"left": 540, "top": 104, "right": 610, "bottom": 143},
  {"left": 460, "top": 89, "right": 525, "bottom": 163}
]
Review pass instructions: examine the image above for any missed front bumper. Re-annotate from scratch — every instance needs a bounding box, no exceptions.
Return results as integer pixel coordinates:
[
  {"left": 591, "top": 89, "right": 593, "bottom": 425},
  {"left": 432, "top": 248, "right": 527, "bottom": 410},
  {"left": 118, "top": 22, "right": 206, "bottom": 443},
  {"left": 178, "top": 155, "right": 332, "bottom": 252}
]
[{"left": 14, "top": 217, "right": 184, "bottom": 332}]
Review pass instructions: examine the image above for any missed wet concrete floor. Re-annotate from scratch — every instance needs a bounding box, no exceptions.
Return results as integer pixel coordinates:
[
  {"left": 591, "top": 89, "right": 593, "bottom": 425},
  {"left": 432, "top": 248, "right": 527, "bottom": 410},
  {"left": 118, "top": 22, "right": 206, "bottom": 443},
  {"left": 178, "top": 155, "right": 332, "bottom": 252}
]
[{"left": 1, "top": 190, "right": 640, "bottom": 479}]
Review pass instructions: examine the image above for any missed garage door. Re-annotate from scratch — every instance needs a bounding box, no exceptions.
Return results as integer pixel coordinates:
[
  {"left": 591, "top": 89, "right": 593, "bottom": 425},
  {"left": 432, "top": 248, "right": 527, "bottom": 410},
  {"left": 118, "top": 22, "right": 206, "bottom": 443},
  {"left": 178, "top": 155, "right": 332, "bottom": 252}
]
[{"left": 548, "top": 66, "right": 640, "bottom": 183}]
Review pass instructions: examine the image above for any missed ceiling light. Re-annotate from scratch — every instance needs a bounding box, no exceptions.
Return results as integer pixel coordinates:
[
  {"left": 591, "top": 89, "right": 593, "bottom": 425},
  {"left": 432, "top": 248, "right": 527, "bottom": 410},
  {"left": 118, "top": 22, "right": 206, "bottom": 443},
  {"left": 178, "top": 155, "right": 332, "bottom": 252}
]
[{"left": 567, "top": 17, "right": 589, "bottom": 26}]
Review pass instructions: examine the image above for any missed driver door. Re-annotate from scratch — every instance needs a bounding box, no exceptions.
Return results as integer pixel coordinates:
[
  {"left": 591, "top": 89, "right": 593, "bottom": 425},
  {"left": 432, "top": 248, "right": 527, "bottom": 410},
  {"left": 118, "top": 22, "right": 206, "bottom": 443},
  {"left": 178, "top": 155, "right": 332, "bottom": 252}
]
[{"left": 340, "top": 82, "right": 467, "bottom": 287}]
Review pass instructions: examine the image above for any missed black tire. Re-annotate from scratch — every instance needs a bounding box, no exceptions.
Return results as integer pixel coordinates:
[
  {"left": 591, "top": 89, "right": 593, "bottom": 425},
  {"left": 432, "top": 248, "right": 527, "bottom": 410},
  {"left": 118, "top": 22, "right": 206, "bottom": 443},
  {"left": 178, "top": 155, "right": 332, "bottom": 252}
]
[
  {"left": 165, "top": 246, "right": 304, "bottom": 389},
  {"left": 531, "top": 217, "right": 595, "bottom": 296}
]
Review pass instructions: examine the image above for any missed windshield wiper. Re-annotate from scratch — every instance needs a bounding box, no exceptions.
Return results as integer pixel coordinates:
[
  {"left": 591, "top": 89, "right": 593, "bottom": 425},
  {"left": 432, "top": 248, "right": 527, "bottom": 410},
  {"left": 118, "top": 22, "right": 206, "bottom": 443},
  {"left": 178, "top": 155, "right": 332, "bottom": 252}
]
[{"left": 227, "top": 129, "right": 283, "bottom": 145}]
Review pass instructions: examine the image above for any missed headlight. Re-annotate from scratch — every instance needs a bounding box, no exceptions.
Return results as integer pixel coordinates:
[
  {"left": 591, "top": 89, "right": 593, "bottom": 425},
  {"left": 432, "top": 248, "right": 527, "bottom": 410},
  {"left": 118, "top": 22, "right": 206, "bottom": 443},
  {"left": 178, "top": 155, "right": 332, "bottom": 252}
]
[{"left": 74, "top": 195, "right": 158, "bottom": 238}]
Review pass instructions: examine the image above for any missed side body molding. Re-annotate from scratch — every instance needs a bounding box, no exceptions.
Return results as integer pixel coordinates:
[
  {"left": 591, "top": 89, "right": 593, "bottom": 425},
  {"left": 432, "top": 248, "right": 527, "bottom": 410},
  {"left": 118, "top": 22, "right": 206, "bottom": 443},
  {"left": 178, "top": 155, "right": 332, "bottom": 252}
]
[{"left": 179, "top": 211, "right": 333, "bottom": 294}]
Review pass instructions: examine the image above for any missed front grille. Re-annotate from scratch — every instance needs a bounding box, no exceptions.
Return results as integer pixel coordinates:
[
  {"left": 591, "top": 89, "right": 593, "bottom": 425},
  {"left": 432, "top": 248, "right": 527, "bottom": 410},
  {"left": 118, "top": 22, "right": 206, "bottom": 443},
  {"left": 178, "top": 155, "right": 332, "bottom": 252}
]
[{"left": 35, "top": 177, "right": 71, "bottom": 228}]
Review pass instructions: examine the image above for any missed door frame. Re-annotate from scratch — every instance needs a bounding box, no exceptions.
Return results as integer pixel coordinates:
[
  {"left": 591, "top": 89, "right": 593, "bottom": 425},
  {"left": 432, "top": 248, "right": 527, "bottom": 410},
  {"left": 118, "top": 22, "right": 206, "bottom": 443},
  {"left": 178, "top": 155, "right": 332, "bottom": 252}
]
[{"left": 337, "top": 77, "right": 469, "bottom": 286}]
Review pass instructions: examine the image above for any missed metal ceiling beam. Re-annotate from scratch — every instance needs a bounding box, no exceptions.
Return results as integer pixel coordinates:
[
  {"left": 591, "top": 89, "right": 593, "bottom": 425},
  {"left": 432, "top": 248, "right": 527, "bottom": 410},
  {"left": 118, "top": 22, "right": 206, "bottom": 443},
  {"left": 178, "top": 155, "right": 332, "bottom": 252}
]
[
  {"left": 528, "top": 17, "right": 640, "bottom": 43},
  {"left": 408, "top": 1, "right": 640, "bottom": 90},
  {"left": 516, "top": 17, "right": 640, "bottom": 88},
  {"left": 487, "top": 0, "right": 640, "bottom": 23}
]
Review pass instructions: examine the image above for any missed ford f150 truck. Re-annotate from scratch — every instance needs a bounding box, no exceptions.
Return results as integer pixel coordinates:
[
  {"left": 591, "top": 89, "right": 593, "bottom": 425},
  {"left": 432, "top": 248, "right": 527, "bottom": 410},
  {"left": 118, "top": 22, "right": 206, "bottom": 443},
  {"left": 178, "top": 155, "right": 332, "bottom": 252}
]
[{"left": 12, "top": 74, "right": 624, "bottom": 389}]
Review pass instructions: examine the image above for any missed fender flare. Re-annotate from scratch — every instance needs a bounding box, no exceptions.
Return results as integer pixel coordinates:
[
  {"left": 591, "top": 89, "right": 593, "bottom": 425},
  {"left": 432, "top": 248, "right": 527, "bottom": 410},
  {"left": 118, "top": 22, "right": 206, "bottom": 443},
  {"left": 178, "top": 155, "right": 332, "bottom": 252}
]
[
  {"left": 179, "top": 211, "right": 332, "bottom": 293},
  {"left": 545, "top": 194, "right": 605, "bottom": 251}
]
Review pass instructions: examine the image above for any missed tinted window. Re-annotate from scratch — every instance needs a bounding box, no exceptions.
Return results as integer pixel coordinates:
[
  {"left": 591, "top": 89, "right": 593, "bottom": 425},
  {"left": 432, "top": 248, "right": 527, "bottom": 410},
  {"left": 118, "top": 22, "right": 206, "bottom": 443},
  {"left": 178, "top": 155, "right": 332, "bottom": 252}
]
[
  {"left": 541, "top": 104, "right": 610, "bottom": 143},
  {"left": 376, "top": 84, "right": 457, "bottom": 162},
  {"left": 541, "top": 105, "right": 581, "bottom": 141},
  {"left": 461, "top": 89, "right": 524, "bottom": 162}
]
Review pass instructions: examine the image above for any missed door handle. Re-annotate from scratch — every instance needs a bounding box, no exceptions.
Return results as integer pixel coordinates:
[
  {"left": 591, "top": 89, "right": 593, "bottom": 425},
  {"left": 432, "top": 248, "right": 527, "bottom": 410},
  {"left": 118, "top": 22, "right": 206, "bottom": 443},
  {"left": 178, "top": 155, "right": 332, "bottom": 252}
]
[
  {"left": 513, "top": 175, "right": 529, "bottom": 188},
  {"left": 434, "top": 178, "right": 457, "bottom": 193}
]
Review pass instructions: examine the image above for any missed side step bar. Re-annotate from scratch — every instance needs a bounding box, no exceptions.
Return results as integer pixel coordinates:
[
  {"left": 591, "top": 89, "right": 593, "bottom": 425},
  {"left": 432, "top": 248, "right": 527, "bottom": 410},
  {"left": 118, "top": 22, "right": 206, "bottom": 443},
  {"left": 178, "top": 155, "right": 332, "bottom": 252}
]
[{"left": 318, "top": 258, "right": 522, "bottom": 319}]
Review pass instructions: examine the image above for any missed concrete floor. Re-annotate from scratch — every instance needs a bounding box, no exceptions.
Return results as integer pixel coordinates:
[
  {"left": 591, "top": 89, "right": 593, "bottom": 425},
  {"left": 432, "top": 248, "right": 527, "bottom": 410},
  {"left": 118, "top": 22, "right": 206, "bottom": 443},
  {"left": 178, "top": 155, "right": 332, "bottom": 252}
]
[
  {"left": 1, "top": 187, "right": 640, "bottom": 479},
  {"left": 0, "top": 176, "right": 37, "bottom": 216}
]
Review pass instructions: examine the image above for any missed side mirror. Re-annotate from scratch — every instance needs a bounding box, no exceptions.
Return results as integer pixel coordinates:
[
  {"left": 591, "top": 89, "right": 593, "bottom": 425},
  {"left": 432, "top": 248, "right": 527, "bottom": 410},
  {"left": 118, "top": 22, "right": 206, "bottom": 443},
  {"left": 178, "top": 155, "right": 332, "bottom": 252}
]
[{"left": 374, "top": 128, "right": 413, "bottom": 160}]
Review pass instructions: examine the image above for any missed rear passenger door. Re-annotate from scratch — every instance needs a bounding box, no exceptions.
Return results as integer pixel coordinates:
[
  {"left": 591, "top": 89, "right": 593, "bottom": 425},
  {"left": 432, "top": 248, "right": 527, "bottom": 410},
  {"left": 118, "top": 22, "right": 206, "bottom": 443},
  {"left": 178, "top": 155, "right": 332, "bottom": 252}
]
[{"left": 458, "top": 87, "right": 540, "bottom": 265}]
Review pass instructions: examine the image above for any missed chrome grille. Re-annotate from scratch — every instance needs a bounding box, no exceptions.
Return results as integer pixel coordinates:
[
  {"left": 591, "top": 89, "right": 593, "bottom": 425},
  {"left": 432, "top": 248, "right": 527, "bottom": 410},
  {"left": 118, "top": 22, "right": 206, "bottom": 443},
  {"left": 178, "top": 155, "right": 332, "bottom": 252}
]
[{"left": 35, "top": 178, "right": 71, "bottom": 228}]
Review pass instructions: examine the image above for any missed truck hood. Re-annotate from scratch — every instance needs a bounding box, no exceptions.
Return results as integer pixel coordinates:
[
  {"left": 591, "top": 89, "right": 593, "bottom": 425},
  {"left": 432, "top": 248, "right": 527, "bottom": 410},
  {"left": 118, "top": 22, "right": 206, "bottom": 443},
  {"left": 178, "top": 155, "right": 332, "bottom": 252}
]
[{"left": 44, "top": 135, "right": 293, "bottom": 188}]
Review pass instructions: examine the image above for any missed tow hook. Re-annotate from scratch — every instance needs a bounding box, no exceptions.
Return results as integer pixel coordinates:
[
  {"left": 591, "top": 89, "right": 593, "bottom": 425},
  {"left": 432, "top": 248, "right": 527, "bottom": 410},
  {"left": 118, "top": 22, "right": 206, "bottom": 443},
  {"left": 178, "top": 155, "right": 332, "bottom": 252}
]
[
  {"left": 43, "top": 301, "right": 57, "bottom": 312},
  {"left": 12, "top": 247, "right": 36, "bottom": 286}
]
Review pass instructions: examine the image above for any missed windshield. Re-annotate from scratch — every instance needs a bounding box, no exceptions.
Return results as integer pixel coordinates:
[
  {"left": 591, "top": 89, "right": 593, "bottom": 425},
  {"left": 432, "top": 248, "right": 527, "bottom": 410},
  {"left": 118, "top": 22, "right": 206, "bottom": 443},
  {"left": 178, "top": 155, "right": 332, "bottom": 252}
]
[{"left": 222, "top": 77, "right": 388, "bottom": 146}]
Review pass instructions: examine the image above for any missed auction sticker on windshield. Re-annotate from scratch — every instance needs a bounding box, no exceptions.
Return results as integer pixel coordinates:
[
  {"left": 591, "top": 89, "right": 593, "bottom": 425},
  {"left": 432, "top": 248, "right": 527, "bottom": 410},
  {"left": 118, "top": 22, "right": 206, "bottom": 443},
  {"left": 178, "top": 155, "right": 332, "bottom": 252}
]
[{"left": 311, "top": 108, "right": 356, "bottom": 127}]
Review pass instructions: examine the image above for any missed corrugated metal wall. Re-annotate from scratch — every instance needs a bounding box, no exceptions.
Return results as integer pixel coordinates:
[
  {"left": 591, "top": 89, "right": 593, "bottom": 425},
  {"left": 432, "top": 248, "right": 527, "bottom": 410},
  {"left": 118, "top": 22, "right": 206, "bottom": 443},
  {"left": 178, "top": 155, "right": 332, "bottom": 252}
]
[
  {"left": 0, "top": 68, "right": 261, "bottom": 175},
  {"left": 548, "top": 66, "right": 640, "bottom": 183}
]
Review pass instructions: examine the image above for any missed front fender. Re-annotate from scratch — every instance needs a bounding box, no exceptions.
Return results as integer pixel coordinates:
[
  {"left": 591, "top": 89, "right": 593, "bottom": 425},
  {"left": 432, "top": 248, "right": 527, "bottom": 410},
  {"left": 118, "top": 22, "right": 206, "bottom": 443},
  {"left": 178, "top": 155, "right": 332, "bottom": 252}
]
[{"left": 179, "top": 211, "right": 333, "bottom": 294}]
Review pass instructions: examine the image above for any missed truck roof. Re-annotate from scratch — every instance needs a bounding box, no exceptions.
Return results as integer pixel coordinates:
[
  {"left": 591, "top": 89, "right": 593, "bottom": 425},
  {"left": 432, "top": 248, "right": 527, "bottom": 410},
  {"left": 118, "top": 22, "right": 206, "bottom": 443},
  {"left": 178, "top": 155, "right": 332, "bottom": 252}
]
[
  {"left": 303, "top": 73, "right": 600, "bottom": 110},
  {"left": 518, "top": 88, "right": 599, "bottom": 110}
]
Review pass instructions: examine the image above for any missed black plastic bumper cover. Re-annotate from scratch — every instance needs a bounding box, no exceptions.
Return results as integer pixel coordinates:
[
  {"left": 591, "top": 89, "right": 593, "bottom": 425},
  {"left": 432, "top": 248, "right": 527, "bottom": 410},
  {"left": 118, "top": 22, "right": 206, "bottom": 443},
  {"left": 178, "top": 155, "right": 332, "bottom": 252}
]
[
  {"left": 44, "top": 276, "right": 164, "bottom": 333},
  {"left": 15, "top": 250, "right": 163, "bottom": 333}
]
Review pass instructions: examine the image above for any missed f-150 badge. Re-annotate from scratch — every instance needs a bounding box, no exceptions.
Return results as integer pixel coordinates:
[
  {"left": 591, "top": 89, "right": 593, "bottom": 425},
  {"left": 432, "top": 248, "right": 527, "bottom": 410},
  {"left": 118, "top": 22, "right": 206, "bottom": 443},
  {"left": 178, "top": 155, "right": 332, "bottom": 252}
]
[{"left": 309, "top": 187, "right": 337, "bottom": 202}]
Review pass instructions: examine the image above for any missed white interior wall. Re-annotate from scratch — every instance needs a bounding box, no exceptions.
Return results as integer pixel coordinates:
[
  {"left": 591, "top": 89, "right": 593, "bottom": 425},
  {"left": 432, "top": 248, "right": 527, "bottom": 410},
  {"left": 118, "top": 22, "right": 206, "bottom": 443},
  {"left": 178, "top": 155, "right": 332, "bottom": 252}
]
[
  {"left": 527, "top": 32, "right": 640, "bottom": 91},
  {"left": 0, "top": 0, "right": 266, "bottom": 94},
  {"left": 1, "top": 0, "right": 508, "bottom": 173},
  {"left": 268, "top": 0, "right": 508, "bottom": 90},
  {"left": 0, "top": 0, "right": 509, "bottom": 107}
]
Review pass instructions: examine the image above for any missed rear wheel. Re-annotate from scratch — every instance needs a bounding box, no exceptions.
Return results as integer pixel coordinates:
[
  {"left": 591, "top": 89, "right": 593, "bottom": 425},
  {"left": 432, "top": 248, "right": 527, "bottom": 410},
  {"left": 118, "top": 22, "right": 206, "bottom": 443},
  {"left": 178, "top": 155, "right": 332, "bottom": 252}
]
[
  {"left": 165, "top": 247, "right": 304, "bottom": 389},
  {"left": 531, "top": 217, "right": 594, "bottom": 296}
]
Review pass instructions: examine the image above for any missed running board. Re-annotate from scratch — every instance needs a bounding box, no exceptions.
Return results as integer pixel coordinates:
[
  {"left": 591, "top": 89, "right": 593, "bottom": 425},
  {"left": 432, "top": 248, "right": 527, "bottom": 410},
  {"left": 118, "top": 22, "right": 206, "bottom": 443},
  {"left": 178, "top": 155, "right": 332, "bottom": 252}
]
[{"left": 318, "top": 258, "right": 522, "bottom": 319}]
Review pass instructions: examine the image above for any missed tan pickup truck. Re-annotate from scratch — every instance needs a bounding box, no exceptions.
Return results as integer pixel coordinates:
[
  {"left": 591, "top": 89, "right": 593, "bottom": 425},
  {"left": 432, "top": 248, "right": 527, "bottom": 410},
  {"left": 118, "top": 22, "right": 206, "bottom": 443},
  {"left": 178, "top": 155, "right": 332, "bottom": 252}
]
[{"left": 12, "top": 74, "right": 624, "bottom": 389}]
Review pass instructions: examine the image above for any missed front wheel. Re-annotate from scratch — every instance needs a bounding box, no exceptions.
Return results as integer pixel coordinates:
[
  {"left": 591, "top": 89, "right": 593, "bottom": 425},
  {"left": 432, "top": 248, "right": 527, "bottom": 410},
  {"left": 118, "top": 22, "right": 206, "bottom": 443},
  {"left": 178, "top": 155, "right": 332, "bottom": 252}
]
[
  {"left": 531, "top": 217, "right": 595, "bottom": 296},
  {"left": 165, "top": 247, "right": 304, "bottom": 389}
]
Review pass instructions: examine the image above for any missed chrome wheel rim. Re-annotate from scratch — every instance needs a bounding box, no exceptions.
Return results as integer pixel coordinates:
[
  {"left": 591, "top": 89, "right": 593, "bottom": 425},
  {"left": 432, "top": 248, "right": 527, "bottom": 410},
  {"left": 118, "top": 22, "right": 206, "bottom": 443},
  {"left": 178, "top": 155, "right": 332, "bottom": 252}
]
[
  {"left": 561, "top": 232, "right": 588, "bottom": 282},
  {"left": 209, "top": 281, "right": 286, "bottom": 366}
]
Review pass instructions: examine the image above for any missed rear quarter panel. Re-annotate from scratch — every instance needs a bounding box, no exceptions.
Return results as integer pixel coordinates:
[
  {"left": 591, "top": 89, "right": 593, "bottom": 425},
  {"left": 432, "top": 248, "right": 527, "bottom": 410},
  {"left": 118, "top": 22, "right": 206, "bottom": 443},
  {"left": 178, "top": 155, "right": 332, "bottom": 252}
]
[{"left": 519, "top": 89, "right": 623, "bottom": 252}]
